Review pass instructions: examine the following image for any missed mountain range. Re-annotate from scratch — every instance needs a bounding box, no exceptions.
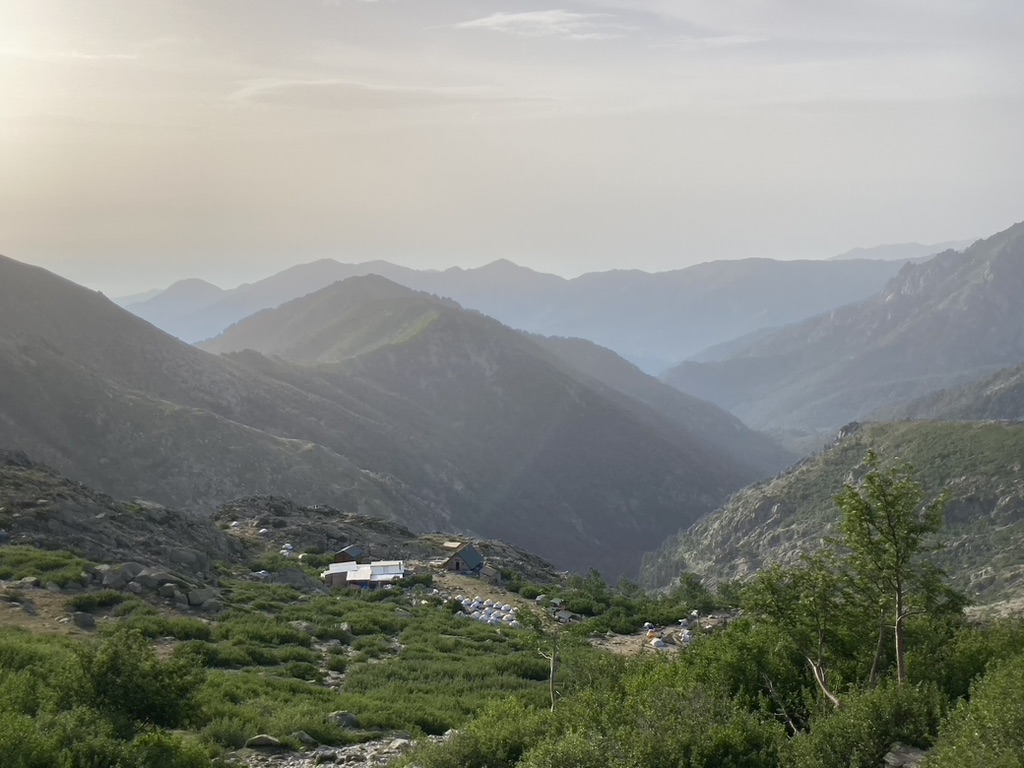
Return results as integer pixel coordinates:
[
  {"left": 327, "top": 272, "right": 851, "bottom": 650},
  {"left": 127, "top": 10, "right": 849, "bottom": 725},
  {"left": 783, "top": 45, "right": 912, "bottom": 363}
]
[
  {"left": 123, "top": 257, "right": 912, "bottom": 373},
  {"left": 0, "top": 254, "right": 787, "bottom": 578},
  {"left": 662, "top": 221, "right": 1024, "bottom": 441}
]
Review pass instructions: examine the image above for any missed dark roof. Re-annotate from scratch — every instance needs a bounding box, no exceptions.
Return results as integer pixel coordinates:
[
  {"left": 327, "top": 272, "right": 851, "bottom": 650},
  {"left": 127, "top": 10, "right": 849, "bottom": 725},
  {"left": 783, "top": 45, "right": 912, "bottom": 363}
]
[
  {"left": 445, "top": 543, "right": 484, "bottom": 570},
  {"left": 336, "top": 544, "right": 364, "bottom": 558}
]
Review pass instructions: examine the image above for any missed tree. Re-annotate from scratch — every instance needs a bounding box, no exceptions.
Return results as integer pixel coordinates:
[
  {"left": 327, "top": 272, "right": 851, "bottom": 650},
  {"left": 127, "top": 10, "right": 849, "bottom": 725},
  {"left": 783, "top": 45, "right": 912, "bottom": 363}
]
[
  {"left": 744, "top": 554, "right": 856, "bottom": 710},
  {"left": 835, "top": 451, "right": 947, "bottom": 685}
]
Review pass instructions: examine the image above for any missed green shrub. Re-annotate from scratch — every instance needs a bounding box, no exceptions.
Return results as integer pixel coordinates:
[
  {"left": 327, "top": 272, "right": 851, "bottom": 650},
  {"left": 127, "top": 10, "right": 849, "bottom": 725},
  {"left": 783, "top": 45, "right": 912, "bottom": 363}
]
[
  {"left": 0, "top": 545, "right": 92, "bottom": 587},
  {"left": 785, "top": 683, "right": 945, "bottom": 768},
  {"left": 926, "top": 654, "right": 1024, "bottom": 768},
  {"left": 412, "top": 698, "right": 553, "bottom": 768},
  {"left": 65, "top": 590, "right": 128, "bottom": 613},
  {"left": 80, "top": 629, "right": 206, "bottom": 732},
  {"left": 109, "top": 614, "right": 213, "bottom": 641}
]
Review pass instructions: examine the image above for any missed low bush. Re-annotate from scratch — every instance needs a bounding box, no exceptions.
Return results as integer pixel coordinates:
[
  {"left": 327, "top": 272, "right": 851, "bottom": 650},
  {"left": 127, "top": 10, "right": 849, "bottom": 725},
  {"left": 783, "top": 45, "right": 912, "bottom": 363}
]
[{"left": 66, "top": 589, "right": 128, "bottom": 613}]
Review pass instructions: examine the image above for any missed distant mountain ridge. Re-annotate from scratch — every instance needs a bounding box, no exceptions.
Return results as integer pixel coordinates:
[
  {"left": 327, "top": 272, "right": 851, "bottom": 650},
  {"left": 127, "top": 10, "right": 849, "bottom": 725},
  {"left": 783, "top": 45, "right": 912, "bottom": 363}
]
[
  {"left": 125, "top": 257, "right": 910, "bottom": 373},
  {"left": 0, "top": 255, "right": 781, "bottom": 577},
  {"left": 662, "top": 221, "right": 1024, "bottom": 438},
  {"left": 828, "top": 239, "right": 975, "bottom": 262}
]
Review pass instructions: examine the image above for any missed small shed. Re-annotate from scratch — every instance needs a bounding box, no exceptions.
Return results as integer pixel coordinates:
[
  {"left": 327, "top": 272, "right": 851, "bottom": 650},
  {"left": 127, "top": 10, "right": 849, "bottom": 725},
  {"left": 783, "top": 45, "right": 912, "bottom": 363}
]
[
  {"left": 442, "top": 543, "right": 484, "bottom": 574},
  {"left": 334, "top": 545, "right": 368, "bottom": 564},
  {"left": 480, "top": 564, "right": 502, "bottom": 585}
]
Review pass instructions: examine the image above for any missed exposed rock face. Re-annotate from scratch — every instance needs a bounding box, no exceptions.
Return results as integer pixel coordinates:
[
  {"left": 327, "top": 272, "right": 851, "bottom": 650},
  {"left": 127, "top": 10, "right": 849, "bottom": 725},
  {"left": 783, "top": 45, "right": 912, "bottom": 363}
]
[
  {"left": 640, "top": 421, "right": 1024, "bottom": 605},
  {"left": 0, "top": 452, "right": 246, "bottom": 576}
]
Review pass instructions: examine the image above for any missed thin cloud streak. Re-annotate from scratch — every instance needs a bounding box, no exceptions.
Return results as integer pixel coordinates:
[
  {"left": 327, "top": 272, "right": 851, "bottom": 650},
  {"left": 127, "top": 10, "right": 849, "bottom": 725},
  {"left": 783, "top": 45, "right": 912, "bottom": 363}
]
[
  {"left": 229, "top": 78, "right": 545, "bottom": 111},
  {"left": 454, "top": 10, "right": 631, "bottom": 41}
]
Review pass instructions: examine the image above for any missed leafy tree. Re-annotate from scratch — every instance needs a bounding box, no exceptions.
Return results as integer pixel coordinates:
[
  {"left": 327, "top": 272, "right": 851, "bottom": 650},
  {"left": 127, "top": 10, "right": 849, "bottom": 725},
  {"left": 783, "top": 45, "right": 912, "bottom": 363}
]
[
  {"left": 744, "top": 555, "right": 858, "bottom": 709},
  {"left": 835, "top": 451, "right": 948, "bottom": 684}
]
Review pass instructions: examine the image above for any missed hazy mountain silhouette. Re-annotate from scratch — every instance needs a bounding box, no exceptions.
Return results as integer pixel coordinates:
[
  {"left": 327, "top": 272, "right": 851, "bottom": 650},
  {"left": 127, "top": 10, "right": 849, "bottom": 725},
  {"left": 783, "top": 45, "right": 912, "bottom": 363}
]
[
  {"left": 662, "top": 221, "right": 1024, "bottom": 438},
  {"left": 127, "top": 257, "right": 909, "bottom": 373},
  {"left": 200, "top": 275, "right": 781, "bottom": 577},
  {"left": 530, "top": 335, "right": 794, "bottom": 477},
  {"left": 0, "top": 256, "right": 772, "bottom": 577},
  {"left": 828, "top": 239, "right": 974, "bottom": 262}
]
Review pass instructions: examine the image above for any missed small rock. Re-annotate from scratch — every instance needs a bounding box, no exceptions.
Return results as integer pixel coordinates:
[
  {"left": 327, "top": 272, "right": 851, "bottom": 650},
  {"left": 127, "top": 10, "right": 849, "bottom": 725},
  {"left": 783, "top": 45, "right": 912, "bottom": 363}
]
[
  {"left": 884, "top": 742, "right": 928, "bottom": 767},
  {"left": 72, "top": 611, "right": 96, "bottom": 630},
  {"left": 244, "top": 734, "right": 282, "bottom": 749},
  {"left": 125, "top": 581, "right": 144, "bottom": 595},
  {"left": 291, "top": 730, "right": 318, "bottom": 747},
  {"left": 289, "top": 620, "right": 317, "bottom": 635},
  {"left": 326, "top": 711, "right": 360, "bottom": 729}
]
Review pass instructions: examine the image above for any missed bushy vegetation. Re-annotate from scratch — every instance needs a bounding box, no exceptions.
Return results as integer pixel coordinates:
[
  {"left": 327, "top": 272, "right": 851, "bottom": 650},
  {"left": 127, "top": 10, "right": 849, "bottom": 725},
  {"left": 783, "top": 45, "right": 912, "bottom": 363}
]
[
  {"left": 0, "top": 545, "right": 92, "bottom": 587},
  {"left": 0, "top": 627, "right": 209, "bottom": 767},
  {"left": 408, "top": 452, "right": 1024, "bottom": 768},
  {"left": 5, "top": 450, "right": 1024, "bottom": 767}
]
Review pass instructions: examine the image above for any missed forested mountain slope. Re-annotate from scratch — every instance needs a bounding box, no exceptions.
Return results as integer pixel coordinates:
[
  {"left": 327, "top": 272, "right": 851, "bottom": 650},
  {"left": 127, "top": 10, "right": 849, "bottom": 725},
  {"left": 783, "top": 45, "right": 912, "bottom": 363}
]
[{"left": 641, "top": 420, "right": 1024, "bottom": 604}]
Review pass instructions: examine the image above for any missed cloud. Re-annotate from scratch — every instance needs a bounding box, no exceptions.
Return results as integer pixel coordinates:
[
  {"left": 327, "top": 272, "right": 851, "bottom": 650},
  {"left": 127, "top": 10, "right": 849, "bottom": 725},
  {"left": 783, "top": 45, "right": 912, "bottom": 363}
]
[
  {"left": 651, "top": 34, "right": 765, "bottom": 50},
  {"left": 454, "top": 10, "right": 629, "bottom": 41},
  {"left": 0, "top": 47, "right": 138, "bottom": 61},
  {"left": 229, "top": 79, "right": 539, "bottom": 111}
]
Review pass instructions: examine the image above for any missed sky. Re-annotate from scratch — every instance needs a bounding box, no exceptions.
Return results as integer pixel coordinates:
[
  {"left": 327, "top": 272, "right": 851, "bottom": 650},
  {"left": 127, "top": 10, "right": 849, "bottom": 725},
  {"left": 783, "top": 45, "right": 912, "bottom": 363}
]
[{"left": 1, "top": 1, "right": 1022, "bottom": 295}]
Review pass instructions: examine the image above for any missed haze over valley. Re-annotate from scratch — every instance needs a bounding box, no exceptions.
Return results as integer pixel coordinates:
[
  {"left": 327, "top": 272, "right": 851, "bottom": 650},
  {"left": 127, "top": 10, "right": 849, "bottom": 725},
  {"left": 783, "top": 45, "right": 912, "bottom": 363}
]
[{"left": 3, "top": 2, "right": 1024, "bottom": 765}]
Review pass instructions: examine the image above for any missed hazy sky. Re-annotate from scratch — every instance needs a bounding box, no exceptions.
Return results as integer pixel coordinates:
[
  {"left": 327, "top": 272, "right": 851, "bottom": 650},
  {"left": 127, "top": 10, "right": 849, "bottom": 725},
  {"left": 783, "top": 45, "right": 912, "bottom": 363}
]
[{"left": 2, "top": 1, "right": 1022, "bottom": 294}]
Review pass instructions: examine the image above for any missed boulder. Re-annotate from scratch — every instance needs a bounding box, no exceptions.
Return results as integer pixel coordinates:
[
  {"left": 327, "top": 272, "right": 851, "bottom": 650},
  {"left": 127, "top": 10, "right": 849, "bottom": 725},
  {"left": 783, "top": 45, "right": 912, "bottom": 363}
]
[
  {"left": 288, "top": 620, "right": 317, "bottom": 636},
  {"left": 326, "top": 711, "right": 360, "bottom": 729},
  {"left": 291, "top": 730, "right": 318, "bottom": 747},
  {"left": 272, "top": 568, "right": 325, "bottom": 592},
  {"left": 72, "top": 611, "right": 96, "bottom": 630},
  {"left": 157, "top": 583, "right": 178, "bottom": 599},
  {"left": 135, "top": 568, "right": 182, "bottom": 591},
  {"left": 200, "top": 598, "right": 223, "bottom": 614},
  {"left": 883, "top": 742, "right": 928, "bottom": 768},
  {"left": 125, "top": 581, "right": 144, "bottom": 595},
  {"left": 187, "top": 587, "right": 216, "bottom": 606},
  {"left": 244, "top": 734, "right": 282, "bottom": 749},
  {"left": 169, "top": 547, "right": 208, "bottom": 572},
  {"left": 16, "top": 576, "right": 40, "bottom": 589}
]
